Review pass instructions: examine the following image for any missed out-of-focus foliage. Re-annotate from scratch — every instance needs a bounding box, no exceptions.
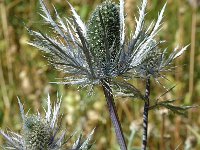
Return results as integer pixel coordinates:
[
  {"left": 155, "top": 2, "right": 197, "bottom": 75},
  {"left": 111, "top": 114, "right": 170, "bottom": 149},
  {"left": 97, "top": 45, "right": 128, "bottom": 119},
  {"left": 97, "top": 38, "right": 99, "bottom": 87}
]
[{"left": 0, "top": 0, "right": 200, "bottom": 149}]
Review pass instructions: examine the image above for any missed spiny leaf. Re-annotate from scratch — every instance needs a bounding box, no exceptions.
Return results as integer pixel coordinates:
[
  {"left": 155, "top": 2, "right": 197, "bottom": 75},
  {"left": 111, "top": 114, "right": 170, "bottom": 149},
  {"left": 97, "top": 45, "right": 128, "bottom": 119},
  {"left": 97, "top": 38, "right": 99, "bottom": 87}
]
[
  {"left": 149, "top": 99, "right": 198, "bottom": 117},
  {"left": 111, "top": 80, "right": 144, "bottom": 100}
]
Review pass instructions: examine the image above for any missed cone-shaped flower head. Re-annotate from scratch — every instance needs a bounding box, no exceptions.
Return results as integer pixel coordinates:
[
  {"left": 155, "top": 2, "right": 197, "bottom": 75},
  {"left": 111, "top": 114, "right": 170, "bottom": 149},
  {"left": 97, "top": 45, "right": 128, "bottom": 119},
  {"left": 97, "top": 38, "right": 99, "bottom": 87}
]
[
  {"left": 87, "top": 0, "right": 120, "bottom": 67},
  {"left": 0, "top": 95, "right": 94, "bottom": 150},
  {"left": 23, "top": 115, "right": 52, "bottom": 149}
]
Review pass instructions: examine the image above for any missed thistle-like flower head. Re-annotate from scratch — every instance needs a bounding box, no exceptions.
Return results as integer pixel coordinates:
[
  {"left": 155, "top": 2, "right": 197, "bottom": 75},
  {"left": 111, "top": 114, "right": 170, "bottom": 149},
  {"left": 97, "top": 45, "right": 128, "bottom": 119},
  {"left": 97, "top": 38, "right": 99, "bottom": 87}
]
[
  {"left": 0, "top": 95, "right": 94, "bottom": 150},
  {"left": 28, "top": 0, "right": 125, "bottom": 86},
  {"left": 28, "top": 0, "right": 187, "bottom": 88},
  {"left": 118, "top": 0, "right": 187, "bottom": 81},
  {"left": 132, "top": 38, "right": 188, "bottom": 80}
]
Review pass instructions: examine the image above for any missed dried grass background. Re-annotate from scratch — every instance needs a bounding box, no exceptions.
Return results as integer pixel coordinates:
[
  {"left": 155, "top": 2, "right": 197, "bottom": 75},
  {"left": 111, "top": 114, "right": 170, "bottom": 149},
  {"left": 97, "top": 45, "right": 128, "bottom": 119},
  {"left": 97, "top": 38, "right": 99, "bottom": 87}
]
[{"left": 0, "top": 0, "right": 200, "bottom": 149}]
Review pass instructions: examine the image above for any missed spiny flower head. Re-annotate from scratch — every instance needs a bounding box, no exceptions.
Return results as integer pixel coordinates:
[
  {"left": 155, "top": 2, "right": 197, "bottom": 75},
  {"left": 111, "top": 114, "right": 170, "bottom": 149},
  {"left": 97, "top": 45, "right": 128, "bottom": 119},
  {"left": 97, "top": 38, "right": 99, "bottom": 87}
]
[
  {"left": 132, "top": 38, "right": 188, "bottom": 80},
  {"left": 23, "top": 115, "right": 52, "bottom": 150},
  {"left": 117, "top": 0, "right": 187, "bottom": 83},
  {"left": 28, "top": 0, "right": 187, "bottom": 89},
  {"left": 0, "top": 95, "right": 94, "bottom": 150},
  {"left": 27, "top": 0, "right": 124, "bottom": 86}
]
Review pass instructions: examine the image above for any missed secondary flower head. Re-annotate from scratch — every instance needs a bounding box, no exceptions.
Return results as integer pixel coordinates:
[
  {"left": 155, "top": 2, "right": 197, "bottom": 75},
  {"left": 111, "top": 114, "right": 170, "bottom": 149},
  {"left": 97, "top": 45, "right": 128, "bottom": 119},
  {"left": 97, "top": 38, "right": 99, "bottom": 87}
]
[
  {"left": 118, "top": 0, "right": 187, "bottom": 81},
  {"left": 28, "top": 0, "right": 187, "bottom": 87},
  {"left": 132, "top": 38, "right": 188, "bottom": 80},
  {"left": 0, "top": 95, "right": 94, "bottom": 150}
]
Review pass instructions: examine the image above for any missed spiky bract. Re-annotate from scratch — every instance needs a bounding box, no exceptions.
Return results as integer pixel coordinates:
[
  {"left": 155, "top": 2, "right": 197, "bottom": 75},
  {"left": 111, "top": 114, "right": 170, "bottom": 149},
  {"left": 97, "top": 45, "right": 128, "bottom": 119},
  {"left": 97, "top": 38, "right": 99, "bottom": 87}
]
[{"left": 28, "top": 0, "right": 187, "bottom": 91}]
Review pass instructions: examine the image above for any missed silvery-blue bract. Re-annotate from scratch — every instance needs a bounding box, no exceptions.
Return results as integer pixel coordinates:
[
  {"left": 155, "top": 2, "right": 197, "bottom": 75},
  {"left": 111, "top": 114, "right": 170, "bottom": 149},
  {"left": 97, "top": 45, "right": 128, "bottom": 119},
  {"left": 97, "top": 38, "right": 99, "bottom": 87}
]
[
  {"left": 0, "top": 95, "right": 94, "bottom": 150},
  {"left": 28, "top": 0, "right": 187, "bottom": 88}
]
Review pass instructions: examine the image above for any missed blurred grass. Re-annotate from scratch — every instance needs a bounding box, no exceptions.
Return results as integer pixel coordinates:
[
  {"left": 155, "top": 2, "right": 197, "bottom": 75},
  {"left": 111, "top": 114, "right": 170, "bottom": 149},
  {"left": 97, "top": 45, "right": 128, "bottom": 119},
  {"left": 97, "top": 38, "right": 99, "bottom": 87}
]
[{"left": 0, "top": 0, "right": 200, "bottom": 149}]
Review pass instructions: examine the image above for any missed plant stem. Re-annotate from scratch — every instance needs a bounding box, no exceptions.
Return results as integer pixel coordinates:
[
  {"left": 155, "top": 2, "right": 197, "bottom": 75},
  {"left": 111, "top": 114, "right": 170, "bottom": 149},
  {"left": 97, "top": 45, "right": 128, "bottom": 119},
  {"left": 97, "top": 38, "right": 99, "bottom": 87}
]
[
  {"left": 189, "top": 7, "right": 196, "bottom": 101},
  {"left": 142, "top": 78, "right": 150, "bottom": 150},
  {"left": 101, "top": 79, "right": 127, "bottom": 150}
]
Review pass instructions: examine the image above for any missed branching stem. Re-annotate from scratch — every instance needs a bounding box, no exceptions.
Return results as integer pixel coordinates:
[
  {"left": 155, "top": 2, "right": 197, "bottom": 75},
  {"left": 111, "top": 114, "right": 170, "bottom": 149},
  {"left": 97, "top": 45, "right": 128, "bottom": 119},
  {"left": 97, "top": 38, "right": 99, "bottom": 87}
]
[
  {"left": 142, "top": 78, "right": 150, "bottom": 150},
  {"left": 101, "top": 79, "right": 127, "bottom": 150}
]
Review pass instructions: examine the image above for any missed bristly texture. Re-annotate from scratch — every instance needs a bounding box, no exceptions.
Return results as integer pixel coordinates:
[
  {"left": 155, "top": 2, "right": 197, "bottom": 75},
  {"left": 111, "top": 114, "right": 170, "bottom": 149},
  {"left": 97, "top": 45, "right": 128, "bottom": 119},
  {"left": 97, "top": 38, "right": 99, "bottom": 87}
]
[
  {"left": 25, "top": 0, "right": 189, "bottom": 149},
  {"left": 27, "top": 0, "right": 187, "bottom": 89},
  {"left": 87, "top": 0, "right": 120, "bottom": 72},
  {"left": 119, "top": 1, "right": 187, "bottom": 80},
  {"left": 133, "top": 39, "right": 189, "bottom": 79},
  {"left": 23, "top": 115, "right": 52, "bottom": 150},
  {"left": 27, "top": 0, "right": 125, "bottom": 86},
  {"left": 0, "top": 95, "right": 94, "bottom": 150}
]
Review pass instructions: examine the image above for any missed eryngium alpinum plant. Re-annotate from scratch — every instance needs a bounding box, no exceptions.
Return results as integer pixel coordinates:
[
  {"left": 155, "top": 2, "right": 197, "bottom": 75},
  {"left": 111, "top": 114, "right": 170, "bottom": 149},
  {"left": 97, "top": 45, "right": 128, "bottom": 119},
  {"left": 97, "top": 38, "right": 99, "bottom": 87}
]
[
  {"left": 28, "top": 0, "right": 184, "bottom": 85},
  {"left": 27, "top": 0, "right": 187, "bottom": 98},
  {"left": 28, "top": 0, "right": 192, "bottom": 149},
  {"left": 0, "top": 95, "right": 94, "bottom": 150}
]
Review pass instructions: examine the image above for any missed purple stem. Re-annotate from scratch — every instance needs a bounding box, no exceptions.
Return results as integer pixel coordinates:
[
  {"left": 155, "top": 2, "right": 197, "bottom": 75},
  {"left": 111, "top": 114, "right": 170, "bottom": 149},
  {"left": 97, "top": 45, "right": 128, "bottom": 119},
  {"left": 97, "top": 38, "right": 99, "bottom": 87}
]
[{"left": 101, "top": 79, "right": 127, "bottom": 150}]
